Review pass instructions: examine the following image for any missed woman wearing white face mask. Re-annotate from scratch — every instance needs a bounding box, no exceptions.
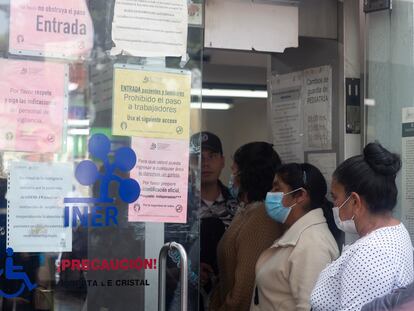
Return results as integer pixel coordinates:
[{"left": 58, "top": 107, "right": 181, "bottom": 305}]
[
  {"left": 250, "top": 163, "right": 340, "bottom": 311},
  {"left": 311, "top": 142, "right": 414, "bottom": 311}
]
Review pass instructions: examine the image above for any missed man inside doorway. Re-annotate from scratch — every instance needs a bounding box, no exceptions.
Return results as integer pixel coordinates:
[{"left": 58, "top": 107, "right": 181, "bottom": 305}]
[
  {"left": 191, "top": 131, "right": 237, "bottom": 223},
  {"left": 190, "top": 131, "right": 238, "bottom": 310}
]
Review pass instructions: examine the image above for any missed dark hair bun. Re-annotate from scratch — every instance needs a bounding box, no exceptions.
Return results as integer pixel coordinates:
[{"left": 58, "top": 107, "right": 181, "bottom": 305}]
[{"left": 363, "top": 142, "right": 401, "bottom": 176}]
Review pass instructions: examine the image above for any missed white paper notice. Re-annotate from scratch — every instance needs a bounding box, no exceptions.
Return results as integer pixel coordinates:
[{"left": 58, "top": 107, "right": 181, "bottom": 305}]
[
  {"left": 90, "top": 59, "right": 114, "bottom": 112},
  {"left": 111, "top": 0, "right": 188, "bottom": 58},
  {"left": 7, "top": 162, "right": 72, "bottom": 252},
  {"left": 307, "top": 153, "right": 336, "bottom": 191},
  {"left": 270, "top": 71, "right": 304, "bottom": 163},
  {"left": 401, "top": 107, "right": 414, "bottom": 242},
  {"left": 303, "top": 66, "right": 332, "bottom": 151}
]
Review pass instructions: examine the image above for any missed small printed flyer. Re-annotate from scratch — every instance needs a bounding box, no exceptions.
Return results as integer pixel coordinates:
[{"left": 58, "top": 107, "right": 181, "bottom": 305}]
[
  {"left": 7, "top": 161, "right": 73, "bottom": 253},
  {"left": 0, "top": 58, "right": 67, "bottom": 153},
  {"left": 129, "top": 137, "right": 189, "bottom": 223}
]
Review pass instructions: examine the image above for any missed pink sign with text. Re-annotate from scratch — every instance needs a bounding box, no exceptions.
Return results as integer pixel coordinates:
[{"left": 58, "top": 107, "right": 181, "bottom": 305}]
[
  {"left": 9, "top": 0, "right": 93, "bottom": 59},
  {"left": 0, "top": 59, "right": 67, "bottom": 153},
  {"left": 129, "top": 138, "right": 189, "bottom": 223}
]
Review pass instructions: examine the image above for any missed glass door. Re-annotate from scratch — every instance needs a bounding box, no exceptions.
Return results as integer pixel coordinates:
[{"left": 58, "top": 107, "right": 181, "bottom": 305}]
[
  {"left": 0, "top": 0, "right": 203, "bottom": 310},
  {"left": 364, "top": 2, "right": 414, "bottom": 239}
]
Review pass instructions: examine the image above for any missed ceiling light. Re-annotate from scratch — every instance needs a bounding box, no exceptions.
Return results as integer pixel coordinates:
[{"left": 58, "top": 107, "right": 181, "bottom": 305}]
[
  {"left": 203, "top": 89, "right": 267, "bottom": 98},
  {"left": 191, "top": 88, "right": 268, "bottom": 98},
  {"left": 364, "top": 98, "right": 376, "bottom": 107},
  {"left": 68, "top": 83, "right": 79, "bottom": 91},
  {"left": 252, "top": 0, "right": 300, "bottom": 6},
  {"left": 68, "top": 128, "right": 90, "bottom": 136},
  {"left": 68, "top": 119, "right": 90, "bottom": 127},
  {"left": 191, "top": 102, "right": 233, "bottom": 110}
]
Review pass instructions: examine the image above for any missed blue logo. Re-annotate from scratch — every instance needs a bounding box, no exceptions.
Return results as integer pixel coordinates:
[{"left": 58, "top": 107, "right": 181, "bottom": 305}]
[
  {"left": 64, "top": 134, "right": 141, "bottom": 227},
  {"left": 0, "top": 248, "right": 37, "bottom": 298}
]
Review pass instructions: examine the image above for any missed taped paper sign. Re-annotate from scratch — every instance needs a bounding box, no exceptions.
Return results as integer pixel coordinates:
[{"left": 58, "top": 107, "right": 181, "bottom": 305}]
[
  {"left": 270, "top": 71, "right": 304, "bottom": 163},
  {"left": 7, "top": 161, "right": 73, "bottom": 252},
  {"left": 0, "top": 59, "right": 67, "bottom": 153},
  {"left": 112, "top": 64, "right": 191, "bottom": 140},
  {"left": 111, "top": 0, "right": 188, "bottom": 58},
  {"left": 303, "top": 66, "right": 332, "bottom": 151},
  {"left": 9, "top": 0, "right": 93, "bottom": 59},
  {"left": 129, "top": 137, "right": 189, "bottom": 223}
]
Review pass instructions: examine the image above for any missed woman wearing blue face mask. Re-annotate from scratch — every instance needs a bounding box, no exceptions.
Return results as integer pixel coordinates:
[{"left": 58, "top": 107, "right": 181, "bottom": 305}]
[
  {"left": 210, "top": 142, "right": 284, "bottom": 311},
  {"left": 311, "top": 142, "right": 414, "bottom": 311},
  {"left": 251, "top": 163, "right": 340, "bottom": 311}
]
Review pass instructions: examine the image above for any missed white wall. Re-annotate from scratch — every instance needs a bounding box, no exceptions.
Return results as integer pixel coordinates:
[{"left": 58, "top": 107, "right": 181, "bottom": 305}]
[
  {"left": 205, "top": 0, "right": 298, "bottom": 52},
  {"left": 365, "top": 0, "right": 414, "bottom": 222},
  {"left": 201, "top": 49, "right": 269, "bottom": 183},
  {"left": 201, "top": 98, "right": 269, "bottom": 184}
]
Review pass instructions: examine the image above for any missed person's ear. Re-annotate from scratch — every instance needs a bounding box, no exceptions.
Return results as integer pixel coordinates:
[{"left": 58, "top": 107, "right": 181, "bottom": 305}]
[
  {"left": 296, "top": 188, "right": 308, "bottom": 205},
  {"left": 351, "top": 192, "right": 363, "bottom": 215}
]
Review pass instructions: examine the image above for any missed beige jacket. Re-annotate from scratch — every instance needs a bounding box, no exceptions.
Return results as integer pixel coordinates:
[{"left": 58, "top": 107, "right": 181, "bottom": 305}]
[
  {"left": 210, "top": 202, "right": 284, "bottom": 311},
  {"left": 250, "top": 208, "right": 339, "bottom": 311}
]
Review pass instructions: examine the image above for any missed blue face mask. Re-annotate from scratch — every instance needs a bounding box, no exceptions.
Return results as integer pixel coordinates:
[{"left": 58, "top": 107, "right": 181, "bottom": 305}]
[
  {"left": 228, "top": 173, "right": 239, "bottom": 199},
  {"left": 264, "top": 189, "right": 302, "bottom": 223}
]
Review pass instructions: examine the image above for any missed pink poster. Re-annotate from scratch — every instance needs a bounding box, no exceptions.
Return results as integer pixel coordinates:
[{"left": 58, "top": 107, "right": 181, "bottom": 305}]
[
  {"left": 129, "top": 138, "right": 189, "bottom": 223},
  {"left": 9, "top": 0, "right": 93, "bottom": 59},
  {"left": 0, "top": 58, "right": 67, "bottom": 153}
]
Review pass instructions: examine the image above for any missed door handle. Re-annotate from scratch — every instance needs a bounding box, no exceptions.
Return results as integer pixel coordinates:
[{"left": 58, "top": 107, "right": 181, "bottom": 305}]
[{"left": 158, "top": 242, "right": 188, "bottom": 311}]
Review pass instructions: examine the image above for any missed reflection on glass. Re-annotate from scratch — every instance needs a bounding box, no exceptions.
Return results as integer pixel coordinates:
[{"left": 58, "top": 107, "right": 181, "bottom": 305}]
[{"left": 0, "top": 0, "right": 203, "bottom": 309}]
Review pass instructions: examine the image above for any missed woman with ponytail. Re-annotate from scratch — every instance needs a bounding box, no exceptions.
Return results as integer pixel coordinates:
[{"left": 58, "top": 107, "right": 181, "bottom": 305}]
[{"left": 250, "top": 163, "right": 340, "bottom": 311}]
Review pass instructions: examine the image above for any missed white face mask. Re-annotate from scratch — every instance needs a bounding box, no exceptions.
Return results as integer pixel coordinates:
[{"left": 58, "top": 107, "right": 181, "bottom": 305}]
[{"left": 332, "top": 195, "right": 358, "bottom": 235}]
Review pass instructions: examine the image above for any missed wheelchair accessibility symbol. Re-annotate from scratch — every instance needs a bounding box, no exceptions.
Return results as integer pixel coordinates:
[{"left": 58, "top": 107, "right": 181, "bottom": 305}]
[{"left": 0, "top": 248, "right": 37, "bottom": 298}]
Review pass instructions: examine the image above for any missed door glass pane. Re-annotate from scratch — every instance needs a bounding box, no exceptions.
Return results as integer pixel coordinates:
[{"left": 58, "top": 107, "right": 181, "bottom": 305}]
[
  {"left": 365, "top": 2, "right": 414, "bottom": 233},
  {"left": 0, "top": 0, "right": 203, "bottom": 310}
]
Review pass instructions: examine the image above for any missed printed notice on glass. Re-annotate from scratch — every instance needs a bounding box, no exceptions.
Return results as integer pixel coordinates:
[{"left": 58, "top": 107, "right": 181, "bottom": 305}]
[
  {"left": 111, "top": 0, "right": 188, "bottom": 58},
  {"left": 112, "top": 64, "right": 191, "bottom": 140},
  {"left": 188, "top": 2, "right": 202, "bottom": 26},
  {"left": 9, "top": 0, "right": 93, "bottom": 59},
  {"left": 0, "top": 59, "right": 67, "bottom": 153},
  {"left": 129, "top": 138, "right": 189, "bottom": 223},
  {"left": 401, "top": 107, "right": 414, "bottom": 241},
  {"left": 270, "top": 71, "right": 304, "bottom": 163},
  {"left": 90, "top": 59, "right": 114, "bottom": 112},
  {"left": 307, "top": 152, "right": 336, "bottom": 194},
  {"left": 303, "top": 66, "right": 332, "bottom": 151},
  {"left": 7, "top": 162, "right": 73, "bottom": 252}
]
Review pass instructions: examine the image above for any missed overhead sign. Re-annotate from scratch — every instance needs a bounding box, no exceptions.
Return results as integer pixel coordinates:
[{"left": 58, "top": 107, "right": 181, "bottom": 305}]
[
  {"left": 9, "top": 0, "right": 94, "bottom": 59},
  {"left": 363, "top": 0, "right": 392, "bottom": 13}
]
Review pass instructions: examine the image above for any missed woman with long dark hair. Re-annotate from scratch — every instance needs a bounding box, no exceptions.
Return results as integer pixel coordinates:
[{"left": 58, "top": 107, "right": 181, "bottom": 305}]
[
  {"left": 209, "top": 142, "right": 284, "bottom": 311},
  {"left": 250, "top": 163, "right": 340, "bottom": 311}
]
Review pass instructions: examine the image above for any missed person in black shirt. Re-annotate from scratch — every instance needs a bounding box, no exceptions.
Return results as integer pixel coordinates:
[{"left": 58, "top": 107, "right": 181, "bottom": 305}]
[{"left": 189, "top": 132, "right": 238, "bottom": 310}]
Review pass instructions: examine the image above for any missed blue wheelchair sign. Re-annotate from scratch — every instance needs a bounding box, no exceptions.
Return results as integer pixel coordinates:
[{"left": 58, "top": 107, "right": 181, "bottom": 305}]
[{"left": 0, "top": 248, "right": 37, "bottom": 298}]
